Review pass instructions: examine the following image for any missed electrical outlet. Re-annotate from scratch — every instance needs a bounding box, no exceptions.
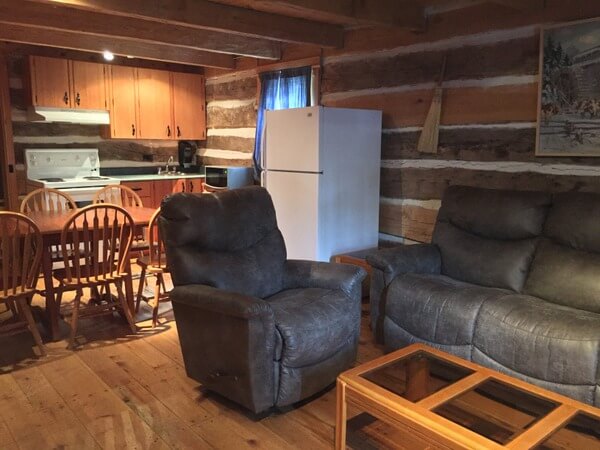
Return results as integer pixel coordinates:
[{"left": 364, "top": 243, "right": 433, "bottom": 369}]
[{"left": 142, "top": 154, "right": 154, "bottom": 162}]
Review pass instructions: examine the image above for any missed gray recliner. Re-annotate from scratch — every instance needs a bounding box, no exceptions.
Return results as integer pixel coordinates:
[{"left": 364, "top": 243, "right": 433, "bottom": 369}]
[
  {"left": 159, "top": 186, "right": 366, "bottom": 414},
  {"left": 368, "top": 185, "right": 600, "bottom": 406}
]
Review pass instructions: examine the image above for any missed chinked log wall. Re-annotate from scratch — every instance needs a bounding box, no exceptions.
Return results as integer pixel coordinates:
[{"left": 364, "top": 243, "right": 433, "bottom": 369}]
[
  {"left": 8, "top": 56, "right": 179, "bottom": 195},
  {"left": 203, "top": 1, "right": 600, "bottom": 243}
]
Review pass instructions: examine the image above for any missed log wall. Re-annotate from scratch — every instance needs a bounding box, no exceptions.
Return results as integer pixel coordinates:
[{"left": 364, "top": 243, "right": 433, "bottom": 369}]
[
  {"left": 8, "top": 56, "right": 180, "bottom": 195},
  {"left": 203, "top": 1, "right": 600, "bottom": 243}
]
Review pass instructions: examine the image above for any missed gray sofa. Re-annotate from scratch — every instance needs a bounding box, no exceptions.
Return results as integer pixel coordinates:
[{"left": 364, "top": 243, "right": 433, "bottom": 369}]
[
  {"left": 368, "top": 185, "right": 600, "bottom": 406},
  {"left": 160, "top": 186, "right": 365, "bottom": 414}
]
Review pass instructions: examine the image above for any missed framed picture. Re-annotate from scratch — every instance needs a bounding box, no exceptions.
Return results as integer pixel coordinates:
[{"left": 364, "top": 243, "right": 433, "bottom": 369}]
[{"left": 537, "top": 17, "right": 600, "bottom": 156}]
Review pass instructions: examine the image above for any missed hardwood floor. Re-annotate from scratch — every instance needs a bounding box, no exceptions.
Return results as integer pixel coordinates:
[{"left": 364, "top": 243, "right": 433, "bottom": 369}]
[{"left": 0, "top": 275, "right": 383, "bottom": 449}]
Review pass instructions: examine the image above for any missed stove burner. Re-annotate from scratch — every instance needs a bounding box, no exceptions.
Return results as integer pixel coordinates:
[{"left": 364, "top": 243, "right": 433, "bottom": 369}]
[
  {"left": 39, "top": 177, "right": 64, "bottom": 182},
  {"left": 82, "top": 176, "right": 109, "bottom": 180}
]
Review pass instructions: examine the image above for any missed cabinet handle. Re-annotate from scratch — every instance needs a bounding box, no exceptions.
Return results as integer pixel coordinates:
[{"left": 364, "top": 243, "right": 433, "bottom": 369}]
[
  {"left": 75, "top": 92, "right": 81, "bottom": 106},
  {"left": 190, "top": 181, "right": 193, "bottom": 192},
  {"left": 63, "top": 91, "right": 69, "bottom": 105},
  {"left": 131, "top": 187, "right": 142, "bottom": 192},
  {"left": 182, "top": 181, "right": 186, "bottom": 192},
  {"left": 167, "top": 125, "right": 171, "bottom": 137},
  {"left": 177, "top": 126, "right": 181, "bottom": 137},
  {"left": 131, "top": 124, "right": 136, "bottom": 136}
]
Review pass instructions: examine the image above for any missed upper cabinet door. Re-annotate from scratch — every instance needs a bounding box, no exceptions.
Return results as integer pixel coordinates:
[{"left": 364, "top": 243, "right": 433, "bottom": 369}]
[
  {"left": 71, "top": 61, "right": 107, "bottom": 110},
  {"left": 136, "top": 68, "right": 173, "bottom": 140},
  {"left": 29, "top": 56, "right": 71, "bottom": 108},
  {"left": 172, "top": 72, "right": 206, "bottom": 140},
  {"left": 110, "top": 65, "right": 138, "bottom": 139}
]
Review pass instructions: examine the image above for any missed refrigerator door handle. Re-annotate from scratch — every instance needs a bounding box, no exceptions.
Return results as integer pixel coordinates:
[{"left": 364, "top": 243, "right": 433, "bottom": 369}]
[
  {"left": 260, "top": 170, "right": 266, "bottom": 187},
  {"left": 260, "top": 118, "right": 267, "bottom": 170}
]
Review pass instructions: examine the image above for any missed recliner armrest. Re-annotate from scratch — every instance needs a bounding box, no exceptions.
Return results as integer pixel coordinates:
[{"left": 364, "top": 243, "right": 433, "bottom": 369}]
[
  {"left": 283, "top": 260, "right": 367, "bottom": 298},
  {"left": 170, "top": 284, "right": 276, "bottom": 414},
  {"left": 366, "top": 244, "right": 441, "bottom": 279},
  {"left": 171, "top": 284, "right": 272, "bottom": 319}
]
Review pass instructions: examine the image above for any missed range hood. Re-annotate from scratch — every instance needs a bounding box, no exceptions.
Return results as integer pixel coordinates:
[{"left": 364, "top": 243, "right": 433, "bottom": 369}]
[{"left": 27, "top": 107, "right": 110, "bottom": 125}]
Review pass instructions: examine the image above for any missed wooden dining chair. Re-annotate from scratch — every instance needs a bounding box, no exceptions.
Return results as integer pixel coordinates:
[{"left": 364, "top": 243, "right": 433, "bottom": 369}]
[
  {"left": 0, "top": 212, "right": 46, "bottom": 356},
  {"left": 93, "top": 184, "right": 148, "bottom": 254},
  {"left": 20, "top": 187, "right": 77, "bottom": 214},
  {"left": 92, "top": 184, "right": 144, "bottom": 207},
  {"left": 135, "top": 208, "right": 170, "bottom": 327},
  {"left": 54, "top": 204, "right": 137, "bottom": 348}
]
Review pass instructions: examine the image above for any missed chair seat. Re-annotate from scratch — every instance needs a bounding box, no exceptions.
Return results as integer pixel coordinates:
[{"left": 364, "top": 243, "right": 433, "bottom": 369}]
[
  {"left": 136, "top": 255, "right": 168, "bottom": 273},
  {"left": 267, "top": 287, "right": 359, "bottom": 368},
  {"left": 473, "top": 294, "right": 600, "bottom": 386},
  {"left": 53, "top": 266, "right": 124, "bottom": 286},
  {"left": 386, "top": 273, "right": 510, "bottom": 347}
]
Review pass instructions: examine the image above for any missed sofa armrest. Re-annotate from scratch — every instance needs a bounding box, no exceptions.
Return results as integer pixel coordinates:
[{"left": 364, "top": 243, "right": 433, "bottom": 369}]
[
  {"left": 366, "top": 244, "right": 441, "bottom": 343},
  {"left": 366, "top": 244, "right": 441, "bottom": 279},
  {"left": 283, "top": 260, "right": 367, "bottom": 299},
  {"left": 170, "top": 284, "right": 276, "bottom": 414}
]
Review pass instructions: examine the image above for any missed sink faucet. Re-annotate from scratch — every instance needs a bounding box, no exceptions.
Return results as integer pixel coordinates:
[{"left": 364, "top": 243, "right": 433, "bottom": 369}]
[{"left": 165, "top": 156, "right": 175, "bottom": 174}]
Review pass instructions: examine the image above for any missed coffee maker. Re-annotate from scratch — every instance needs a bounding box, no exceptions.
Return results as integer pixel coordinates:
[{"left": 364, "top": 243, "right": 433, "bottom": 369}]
[{"left": 178, "top": 141, "right": 197, "bottom": 171}]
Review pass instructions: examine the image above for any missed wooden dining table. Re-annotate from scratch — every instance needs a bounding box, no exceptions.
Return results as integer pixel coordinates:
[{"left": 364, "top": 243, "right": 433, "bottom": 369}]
[{"left": 26, "top": 206, "right": 156, "bottom": 341}]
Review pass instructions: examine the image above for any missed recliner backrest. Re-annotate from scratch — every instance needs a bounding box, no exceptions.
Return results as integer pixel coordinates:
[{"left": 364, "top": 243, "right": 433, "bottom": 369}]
[
  {"left": 524, "top": 192, "right": 600, "bottom": 313},
  {"left": 159, "top": 186, "right": 287, "bottom": 299},
  {"left": 432, "top": 185, "right": 551, "bottom": 291}
]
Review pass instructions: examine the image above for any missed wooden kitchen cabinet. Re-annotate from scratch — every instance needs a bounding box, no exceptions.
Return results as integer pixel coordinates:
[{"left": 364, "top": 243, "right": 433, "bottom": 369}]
[
  {"left": 186, "top": 178, "right": 203, "bottom": 193},
  {"left": 137, "top": 68, "right": 173, "bottom": 140},
  {"left": 109, "top": 65, "right": 138, "bottom": 139},
  {"left": 28, "top": 56, "right": 71, "bottom": 108},
  {"left": 121, "top": 180, "right": 153, "bottom": 206},
  {"left": 71, "top": 60, "right": 107, "bottom": 110},
  {"left": 172, "top": 72, "right": 206, "bottom": 140},
  {"left": 28, "top": 56, "right": 106, "bottom": 110}
]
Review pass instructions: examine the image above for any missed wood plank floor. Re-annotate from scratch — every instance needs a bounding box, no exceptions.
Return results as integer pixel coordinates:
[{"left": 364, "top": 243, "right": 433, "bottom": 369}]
[{"left": 0, "top": 274, "right": 384, "bottom": 449}]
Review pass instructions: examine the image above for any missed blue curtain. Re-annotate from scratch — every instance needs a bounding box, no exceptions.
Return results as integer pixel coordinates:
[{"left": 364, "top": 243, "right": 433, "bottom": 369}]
[{"left": 253, "top": 66, "right": 311, "bottom": 178}]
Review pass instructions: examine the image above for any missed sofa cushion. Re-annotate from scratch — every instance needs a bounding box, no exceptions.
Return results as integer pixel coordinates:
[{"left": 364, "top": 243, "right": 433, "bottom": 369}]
[
  {"left": 545, "top": 192, "right": 600, "bottom": 253},
  {"left": 385, "top": 273, "right": 510, "bottom": 347},
  {"left": 433, "top": 222, "right": 538, "bottom": 291},
  {"left": 435, "top": 185, "right": 551, "bottom": 240},
  {"left": 473, "top": 294, "right": 600, "bottom": 386},
  {"left": 267, "top": 288, "right": 359, "bottom": 368},
  {"left": 524, "top": 240, "right": 600, "bottom": 314}
]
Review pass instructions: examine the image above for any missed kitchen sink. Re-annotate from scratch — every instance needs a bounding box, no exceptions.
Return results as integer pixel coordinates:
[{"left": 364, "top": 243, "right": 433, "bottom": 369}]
[{"left": 158, "top": 171, "right": 185, "bottom": 176}]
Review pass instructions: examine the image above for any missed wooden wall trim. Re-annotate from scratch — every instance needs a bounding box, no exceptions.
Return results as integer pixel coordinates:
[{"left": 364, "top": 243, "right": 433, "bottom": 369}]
[{"left": 0, "top": 53, "right": 18, "bottom": 210}]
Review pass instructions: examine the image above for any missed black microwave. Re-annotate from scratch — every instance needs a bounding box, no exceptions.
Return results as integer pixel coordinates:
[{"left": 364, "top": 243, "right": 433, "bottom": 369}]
[{"left": 204, "top": 166, "right": 254, "bottom": 190}]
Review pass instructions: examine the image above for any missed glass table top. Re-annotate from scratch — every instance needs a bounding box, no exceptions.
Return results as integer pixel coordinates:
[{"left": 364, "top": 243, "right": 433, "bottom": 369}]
[
  {"left": 433, "top": 378, "right": 559, "bottom": 445},
  {"left": 534, "top": 412, "right": 600, "bottom": 449},
  {"left": 360, "top": 350, "right": 474, "bottom": 402}
]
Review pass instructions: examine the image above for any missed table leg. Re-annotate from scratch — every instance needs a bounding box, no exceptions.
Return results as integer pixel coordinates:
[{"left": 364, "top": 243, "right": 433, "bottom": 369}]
[
  {"left": 335, "top": 379, "right": 347, "bottom": 450},
  {"left": 41, "top": 243, "right": 60, "bottom": 341}
]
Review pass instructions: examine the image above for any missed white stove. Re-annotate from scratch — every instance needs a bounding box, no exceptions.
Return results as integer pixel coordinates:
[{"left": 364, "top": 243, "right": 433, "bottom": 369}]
[{"left": 25, "top": 148, "right": 120, "bottom": 205}]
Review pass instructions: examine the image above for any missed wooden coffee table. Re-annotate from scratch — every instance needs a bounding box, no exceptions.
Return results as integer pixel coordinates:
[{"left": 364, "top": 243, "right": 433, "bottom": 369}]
[{"left": 336, "top": 344, "right": 600, "bottom": 449}]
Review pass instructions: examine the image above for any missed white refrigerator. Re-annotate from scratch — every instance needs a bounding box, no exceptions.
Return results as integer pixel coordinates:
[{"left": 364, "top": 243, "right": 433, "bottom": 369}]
[{"left": 261, "top": 106, "right": 382, "bottom": 261}]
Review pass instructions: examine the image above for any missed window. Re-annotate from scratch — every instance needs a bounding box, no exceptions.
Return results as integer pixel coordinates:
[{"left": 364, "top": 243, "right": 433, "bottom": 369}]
[{"left": 253, "top": 66, "right": 312, "bottom": 177}]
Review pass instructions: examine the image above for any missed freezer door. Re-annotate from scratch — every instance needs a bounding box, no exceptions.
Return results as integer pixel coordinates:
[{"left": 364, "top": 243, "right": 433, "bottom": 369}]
[
  {"left": 265, "top": 107, "right": 321, "bottom": 172},
  {"left": 263, "top": 170, "right": 320, "bottom": 261}
]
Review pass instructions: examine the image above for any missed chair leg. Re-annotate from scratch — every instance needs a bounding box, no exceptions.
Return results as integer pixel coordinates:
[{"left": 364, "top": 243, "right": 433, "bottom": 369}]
[
  {"left": 17, "top": 296, "right": 46, "bottom": 357},
  {"left": 68, "top": 290, "right": 82, "bottom": 350},
  {"left": 135, "top": 266, "right": 147, "bottom": 313},
  {"left": 116, "top": 281, "right": 137, "bottom": 334},
  {"left": 151, "top": 273, "right": 162, "bottom": 328}
]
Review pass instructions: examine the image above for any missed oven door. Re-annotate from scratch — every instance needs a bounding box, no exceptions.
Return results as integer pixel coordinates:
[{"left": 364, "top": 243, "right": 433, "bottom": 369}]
[{"left": 57, "top": 186, "right": 103, "bottom": 208}]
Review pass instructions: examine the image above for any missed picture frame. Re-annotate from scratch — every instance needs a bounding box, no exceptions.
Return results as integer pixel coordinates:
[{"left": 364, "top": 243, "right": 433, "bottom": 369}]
[{"left": 537, "top": 17, "right": 600, "bottom": 156}]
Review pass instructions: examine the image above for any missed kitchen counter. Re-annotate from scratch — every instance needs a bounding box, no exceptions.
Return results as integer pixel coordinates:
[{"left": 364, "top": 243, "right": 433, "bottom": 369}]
[{"left": 110, "top": 173, "right": 205, "bottom": 182}]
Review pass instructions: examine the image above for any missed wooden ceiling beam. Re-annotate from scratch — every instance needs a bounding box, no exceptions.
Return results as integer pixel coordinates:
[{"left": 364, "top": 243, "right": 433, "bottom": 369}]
[
  {"left": 0, "top": 1, "right": 281, "bottom": 60},
  {"left": 0, "top": 23, "right": 236, "bottom": 68},
  {"left": 29, "top": 0, "right": 345, "bottom": 47},
  {"left": 489, "top": 0, "right": 545, "bottom": 10},
  {"left": 253, "top": 0, "right": 426, "bottom": 30}
]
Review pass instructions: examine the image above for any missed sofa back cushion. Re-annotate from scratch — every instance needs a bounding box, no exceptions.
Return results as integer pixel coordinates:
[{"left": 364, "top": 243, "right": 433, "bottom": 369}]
[
  {"left": 432, "top": 186, "right": 551, "bottom": 291},
  {"left": 524, "top": 192, "right": 600, "bottom": 313},
  {"left": 160, "top": 186, "right": 287, "bottom": 299}
]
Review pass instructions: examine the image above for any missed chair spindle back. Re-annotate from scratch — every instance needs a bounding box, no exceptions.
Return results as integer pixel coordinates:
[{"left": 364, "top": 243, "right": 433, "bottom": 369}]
[
  {"left": 93, "top": 185, "right": 144, "bottom": 208},
  {"left": 20, "top": 188, "right": 77, "bottom": 214},
  {"left": 0, "top": 212, "right": 43, "bottom": 298}
]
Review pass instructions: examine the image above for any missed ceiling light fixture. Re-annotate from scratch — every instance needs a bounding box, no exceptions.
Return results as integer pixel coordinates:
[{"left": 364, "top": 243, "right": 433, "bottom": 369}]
[{"left": 102, "top": 50, "right": 114, "bottom": 61}]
